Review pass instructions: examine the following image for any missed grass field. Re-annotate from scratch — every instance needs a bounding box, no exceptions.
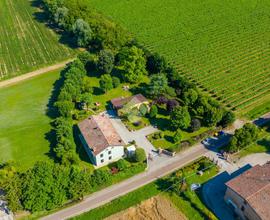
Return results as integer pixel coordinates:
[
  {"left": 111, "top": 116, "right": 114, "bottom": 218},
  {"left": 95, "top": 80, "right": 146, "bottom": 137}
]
[
  {"left": 91, "top": 0, "right": 270, "bottom": 115},
  {"left": 0, "top": 69, "right": 61, "bottom": 170},
  {"left": 0, "top": 0, "right": 75, "bottom": 80}
]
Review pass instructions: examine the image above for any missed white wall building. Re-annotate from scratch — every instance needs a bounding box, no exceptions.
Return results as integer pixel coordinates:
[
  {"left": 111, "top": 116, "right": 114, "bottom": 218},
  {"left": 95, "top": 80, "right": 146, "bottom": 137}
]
[{"left": 78, "top": 114, "right": 125, "bottom": 167}]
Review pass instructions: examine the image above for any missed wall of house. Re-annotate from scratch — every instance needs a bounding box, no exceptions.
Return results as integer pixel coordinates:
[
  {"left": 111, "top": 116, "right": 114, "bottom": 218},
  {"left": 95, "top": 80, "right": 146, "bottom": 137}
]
[
  {"left": 224, "top": 187, "right": 261, "bottom": 220},
  {"left": 95, "top": 146, "right": 124, "bottom": 167}
]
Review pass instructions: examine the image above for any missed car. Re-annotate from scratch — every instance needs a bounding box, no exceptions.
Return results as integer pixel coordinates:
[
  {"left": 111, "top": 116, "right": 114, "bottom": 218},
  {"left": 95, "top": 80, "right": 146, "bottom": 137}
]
[{"left": 190, "top": 183, "right": 201, "bottom": 191}]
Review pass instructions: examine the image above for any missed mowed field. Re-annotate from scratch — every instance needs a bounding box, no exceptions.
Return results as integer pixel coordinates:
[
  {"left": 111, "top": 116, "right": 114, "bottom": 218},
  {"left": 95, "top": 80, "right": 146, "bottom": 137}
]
[
  {"left": 91, "top": 0, "right": 270, "bottom": 115},
  {"left": 0, "top": 0, "right": 75, "bottom": 80},
  {"left": 0, "top": 70, "right": 61, "bottom": 169}
]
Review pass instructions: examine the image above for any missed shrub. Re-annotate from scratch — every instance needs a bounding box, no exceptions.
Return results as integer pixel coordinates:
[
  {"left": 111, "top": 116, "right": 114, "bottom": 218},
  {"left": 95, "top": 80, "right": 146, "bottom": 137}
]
[
  {"left": 134, "top": 148, "right": 146, "bottom": 162},
  {"left": 115, "top": 159, "right": 129, "bottom": 171},
  {"left": 190, "top": 118, "right": 201, "bottom": 132},
  {"left": 173, "top": 129, "right": 182, "bottom": 143},
  {"left": 112, "top": 76, "right": 121, "bottom": 88},
  {"left": 149, "top": 105, "right": 158, "bottom": 118}
]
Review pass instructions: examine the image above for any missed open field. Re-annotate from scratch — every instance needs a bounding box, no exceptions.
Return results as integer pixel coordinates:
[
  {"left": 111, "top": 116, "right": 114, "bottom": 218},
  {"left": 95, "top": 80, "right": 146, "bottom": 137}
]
[
  {"left": 105, "top": 196, "right": 187, "bottom": 220},
  {"left": 0, "top": 69, "right": 61, "bottom": 170},
  {"left": 91, "top": 0, "right": 270, "bottom": 114},
  {"left": 0, "top": 0, "right": 75, "bottom": 80}
]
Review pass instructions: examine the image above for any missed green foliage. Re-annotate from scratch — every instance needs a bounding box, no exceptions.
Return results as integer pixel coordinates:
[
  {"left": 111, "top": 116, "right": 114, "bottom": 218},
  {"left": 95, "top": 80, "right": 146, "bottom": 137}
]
[
  {"left": 182, "top": 89, "right": 198, "bottom": 106},
  {"left": 147, "top": 73, "right": 168, "bottom": 97},
  {"left": 227, "top": 123, "right": 260, "bottom": 153},
  {"left": 82, "top": 77, "right": 94, "bottom": 93},
  {"left": 204, "top": 107, "right": 223, "bottom": 127},
  {"left": 55, "top": 101, "right": 74, "bottom": 118},
  {"left": 92, "top": 169, "right": 112, "bottom": 187},
  {"left": 115, "top": 159, "right": 129, "bottom": 171},
  {"left": 219, "top": 111, "right": 235, "bottom": 128},
  {"left": 97, "top": 50, "right": 115, "bottom": 74},
  {"left": 134, "top": 148, "right": 146, "bottom": 162},
  {"left": 149, "top": 105, "right": 158, "bottom": 118},
  {"left": 190, "top": 118, "right": 201, "bottom": 132},
  {"left": 173, "top": 129, "right": 182, "bottom": 143},
  {"left": 99, "top": 74, "right": 113, "bottom": 93},
  {"left": 171, "top": 106, "right": 191, "bottom": 130},
  {"left": 80, "top": 93, "right": 93, "bottom": 109},
  {"left": 146, "top": 53, "right": 167, "bottom": 74},
  {"left": 118, "top": 46, "right": 147, "bottom": 83},
  {"left": 112, "top": 76, "right": 121, "bottom": 88},
  {"left": 78, "top": 51, "right": 93, "bottom": 66},
  {"left": 72, "top": 19, "right": 93, "bottom": 47}
]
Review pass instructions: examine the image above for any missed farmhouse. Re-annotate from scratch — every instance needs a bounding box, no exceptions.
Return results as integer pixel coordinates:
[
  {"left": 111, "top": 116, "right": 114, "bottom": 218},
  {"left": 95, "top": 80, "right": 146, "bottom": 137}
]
[
  {"left": 78, "top": 114, "right": 125, "bottom": 167},
  {"left": 111, "top": 94, "right": 149, "bottom": 116},
  {"left": 224, "top": 162, "right": 270, "bottom": 220}
]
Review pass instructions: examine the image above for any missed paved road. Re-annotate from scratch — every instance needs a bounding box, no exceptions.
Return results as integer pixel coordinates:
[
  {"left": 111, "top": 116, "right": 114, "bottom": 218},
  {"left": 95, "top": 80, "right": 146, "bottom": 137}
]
[{"left": 0, "top": 59, "right": 73, "bottom": 88}]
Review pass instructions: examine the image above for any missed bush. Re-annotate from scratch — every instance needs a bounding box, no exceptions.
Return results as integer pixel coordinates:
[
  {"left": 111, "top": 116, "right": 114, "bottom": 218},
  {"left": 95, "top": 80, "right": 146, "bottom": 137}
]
[
  {"left": 139, "top": 104, "right": 148, "bottom": 116},
  {"left": 134, "top": 148, "right": 146, "bottom": 162},
  {"left": 173, "top": 129, "right": 182, "bottom": 143},
  {"left": 190, "top": 118, "right": 201, "bottom": 132},
  {"left": 149, "top": 105, "right": 158, "bottom": 118},
  {"left": 115, "top": 159, "right": 129, "bottom": 171},
  {"left": 112, "top": 76, "right": 121, "bottom": 88}
]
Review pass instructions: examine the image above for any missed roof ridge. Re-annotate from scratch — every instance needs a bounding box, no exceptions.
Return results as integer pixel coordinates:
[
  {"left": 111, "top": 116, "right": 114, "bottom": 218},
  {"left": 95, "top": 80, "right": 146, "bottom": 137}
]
[
  {"left": 246, "top": 179, "right": 270, "bottom": 201},
  {"left": 92, "top": 116, "right": 110, "bottom": 150}
]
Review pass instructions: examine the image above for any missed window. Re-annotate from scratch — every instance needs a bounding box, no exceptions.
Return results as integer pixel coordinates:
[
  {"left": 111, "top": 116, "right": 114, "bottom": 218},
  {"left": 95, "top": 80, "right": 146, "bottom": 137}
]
[
  {"left": 101, "top": 159, "right": 104, "bottom": 163},
  {"left": 108, "top": 151, "right": 112, "bottom": 155},
  {"left": 241, "top": 206, "right": 245, "bottom": 211},
  {"left": 100, "top": 154, "right": 103, "bottom": 158},
  {"left": 109, "top": 156, "right": 112, "bottom": 160}
]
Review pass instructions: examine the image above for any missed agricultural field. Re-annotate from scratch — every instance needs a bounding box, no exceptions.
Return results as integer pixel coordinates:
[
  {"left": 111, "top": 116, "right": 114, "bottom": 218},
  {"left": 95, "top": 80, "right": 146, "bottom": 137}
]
[
  {"left": 0, "top": 69, "right": 61, "bottom": 170},
  {"left": 0, "top": 0, "right": 75, "bottom": 80},
  {"left": 91, "top": 0, "right": 270, "bottom": 115}
]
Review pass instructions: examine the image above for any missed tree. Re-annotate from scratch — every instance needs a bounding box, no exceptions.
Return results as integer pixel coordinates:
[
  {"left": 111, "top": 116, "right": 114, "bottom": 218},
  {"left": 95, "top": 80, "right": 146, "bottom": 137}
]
[
  {"left": 190, "top": 118, "right": 201, "bottom": 132},
  {"left": 147, "top": 73, "right": 168, "bottom": 97},
  {"left": 166, "top": 99, "right": 179, "bottom": 112},
  {"left": 80, "top": 93, "right": 93, "bottom": 109},
  {"left": 204, "top": 107, "right": 223, "bottom": 127},
  {"left": 134, "top": 148, "right": 146, "bottom": 162},
  {"left": 118, "top": 46, "right": 147, "bottom": 83},
  {"left": 82, "top": 77, "right": 93, "bottom": 93},
  {"left": 115, "top": 159, "right": 129, "bottom": 171},
  {"left": 55, "top": 101, "right": 74, "bottom": 118},
  {"left": 78, "top": 51, "right": 92, "bottom": 66},
  {"left": 182, "top": 89, "right": 198, "bottom": 106},
  {"left": 112, "top": 76, "right": 121, "bottom": 88},
  {"left": 99, "top": 74, "right": 113, "bottom": 93},
  {"left": 54, "top": 7, "right": 69, "bottom": 27},
  {"left": 72, "top": 19, "right": 92, "bottom": 47},
  {"left": 149, "top": 105, "right": 158, "bottom": 118},
  {"left": 219, "top": 111, "right": 235, "bottom": 128},
  {"left": 173, "top": 129, "right": 182, "bottom": 143},
  {"left": 171, "top": 106, "right": 191, "bottom": 130},
  {"left": 146, "top": 53, "right": 167, "bottom": 74},
  {"left": 97, "top": 50, "right": 115, "bottom": 74}
]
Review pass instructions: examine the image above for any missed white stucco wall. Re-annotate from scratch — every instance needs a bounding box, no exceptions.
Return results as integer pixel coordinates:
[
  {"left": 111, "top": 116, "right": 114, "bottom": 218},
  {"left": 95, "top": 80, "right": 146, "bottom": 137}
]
[{"left": 95, "top": 145, "right": 124, "bottom": 167}]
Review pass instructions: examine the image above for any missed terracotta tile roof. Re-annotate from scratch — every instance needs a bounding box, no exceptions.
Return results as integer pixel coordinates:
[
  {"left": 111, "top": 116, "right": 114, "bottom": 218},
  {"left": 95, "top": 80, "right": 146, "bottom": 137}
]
[
  {"left": 111, "top": 94, "right": 148, "bottom": 109},
  {"left": 226, "top": 163, "right": 270, "bottom": 220},
  {"left": 78, "top": 114, "right": 124, "bottom": 155}
]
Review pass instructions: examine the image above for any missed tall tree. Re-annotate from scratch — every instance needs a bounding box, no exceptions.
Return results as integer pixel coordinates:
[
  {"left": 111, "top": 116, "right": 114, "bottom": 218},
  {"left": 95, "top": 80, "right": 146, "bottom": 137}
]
[
  {"left": 99, "top": 74, "right": 113, "bottom": 93},
  {"left": 118, "top": 46, "right": 147, "bottom": 83},
  {"left": 72, "top": 19, "right": 92, "bottom": 47},
  {"left": 97, "top": 50, "right": 115, "bottom": 74},
  {"left": 171, "top": 106, "right": 191, "bottom": 130},
  {"left": 147, "top": 73, "right": 168, "bottom": 97}
]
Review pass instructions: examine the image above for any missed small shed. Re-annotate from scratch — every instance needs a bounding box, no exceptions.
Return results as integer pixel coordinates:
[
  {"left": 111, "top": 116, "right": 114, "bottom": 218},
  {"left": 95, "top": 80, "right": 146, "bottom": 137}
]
[{"left": 126, "top": 145, "right": 136, "bottom": 157}]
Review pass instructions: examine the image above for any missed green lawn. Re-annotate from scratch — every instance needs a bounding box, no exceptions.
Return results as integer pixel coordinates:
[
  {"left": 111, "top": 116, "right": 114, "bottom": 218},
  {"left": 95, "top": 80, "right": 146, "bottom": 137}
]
[
  {"left": 0, "top": 69, "right": 61, "bottom": 170},
  {"left": 72, "top": 157, "right": 218, "bottom": 220},
  {"left": 91, "top": 0, "right": 270, "bottom": 114},
  {"left": 0, "top": 0, "right": 75, "bottom": 80}
]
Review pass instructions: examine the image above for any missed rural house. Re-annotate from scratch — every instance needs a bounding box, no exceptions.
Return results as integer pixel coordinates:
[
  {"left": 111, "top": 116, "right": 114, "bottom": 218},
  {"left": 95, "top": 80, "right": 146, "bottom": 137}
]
[
  {"left": 78, "top": 114, "right": 125, "bottom": 167},
  {"left": 224, "top": 162, "right": 270, "bottom": 220},
  {"left": 111, "top": 94, "right": 149, "bottom": 116}
]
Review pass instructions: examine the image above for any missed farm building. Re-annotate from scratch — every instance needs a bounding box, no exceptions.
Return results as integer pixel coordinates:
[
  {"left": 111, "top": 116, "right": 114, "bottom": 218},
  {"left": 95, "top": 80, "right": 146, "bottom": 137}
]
[
  {"left": 78, "top": 114, "right": 125, "bottom": 167},
  {"left": 224, "top": 162, "right": 270, "bottom": 220},
  {"left": 0, "top": 200, "right": 13, "bottom": 220},
  {"left": 111, "top": 94, "right": 149, "bottom": 116}
]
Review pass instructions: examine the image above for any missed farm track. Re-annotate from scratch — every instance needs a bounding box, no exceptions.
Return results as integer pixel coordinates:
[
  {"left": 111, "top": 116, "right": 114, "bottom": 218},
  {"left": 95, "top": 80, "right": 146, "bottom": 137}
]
[{"left": 0, "top": 59, "right": 73, "bottom": 89}]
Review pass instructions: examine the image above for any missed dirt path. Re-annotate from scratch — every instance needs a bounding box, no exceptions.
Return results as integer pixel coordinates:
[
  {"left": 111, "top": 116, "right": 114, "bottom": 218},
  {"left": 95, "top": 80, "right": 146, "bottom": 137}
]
[
  {"left": 105, "top": 195, "right": 187, "bottom": 220},
  {"left": 0, "top": 59, "right": 74, "bottom": 89}
]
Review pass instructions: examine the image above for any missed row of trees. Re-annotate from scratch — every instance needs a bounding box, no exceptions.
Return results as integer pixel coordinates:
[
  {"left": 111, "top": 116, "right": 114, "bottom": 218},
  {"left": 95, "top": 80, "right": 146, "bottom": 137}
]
[{"left": 43, "top": 0, "right": 130, "bottom": 50}]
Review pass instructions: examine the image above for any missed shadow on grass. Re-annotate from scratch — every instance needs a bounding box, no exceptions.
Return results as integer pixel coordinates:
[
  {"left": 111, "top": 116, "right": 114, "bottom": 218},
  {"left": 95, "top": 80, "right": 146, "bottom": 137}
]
[
  {"left": 257, "top": 138, "right": 270, "bottom": 151},
  {"left": 130, "top": 82, "right": 148, "bottom": 97},
  {"left": 149, "top": 117, "right": 172, "bottom": 131}
]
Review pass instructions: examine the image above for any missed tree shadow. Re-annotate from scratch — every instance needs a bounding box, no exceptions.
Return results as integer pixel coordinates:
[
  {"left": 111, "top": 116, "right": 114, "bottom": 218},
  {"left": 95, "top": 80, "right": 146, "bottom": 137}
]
[
  {"left": 164, "top": 135, "right": 174, "bottom": 143},
  {"left": 31, "top": 0, "right": 78, "bottom": 49},
  {"left": 93, "top": 87, "right": 103, "bottom": 96},
  {"left": 73, "top": 125, "right": 92, "bottom": 164},
  {"left": 257, "top": 138, "right": 270, "bottom": 152},
  {"left": 44, "top": 68, "right": 66, "bottom": 161},
  {"left": 130, "top": 82, "right": 148, "bottom": 97},
  {"left": 149, "top": 117, "right": 172, "bottom": 131}
]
